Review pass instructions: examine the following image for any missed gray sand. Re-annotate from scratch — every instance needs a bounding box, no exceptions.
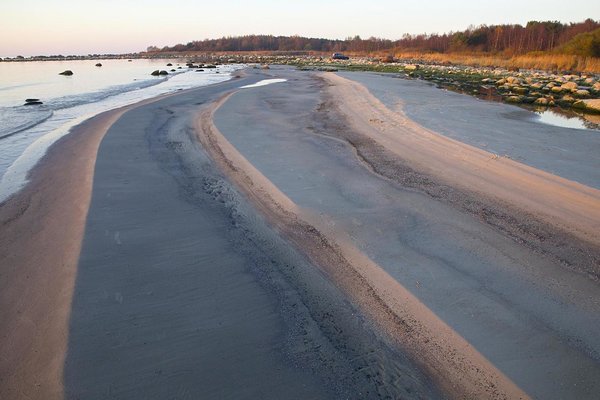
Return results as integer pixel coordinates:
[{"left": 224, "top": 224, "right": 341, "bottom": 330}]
[
  {"left": 63, "top": 72, "right": 438, "bottom": 399},
  {"left": 212, "top": 67, "right": 600, "bottom": 399},
  {"left": 337, "top": 71, "right": 600, "bottom": 189}
]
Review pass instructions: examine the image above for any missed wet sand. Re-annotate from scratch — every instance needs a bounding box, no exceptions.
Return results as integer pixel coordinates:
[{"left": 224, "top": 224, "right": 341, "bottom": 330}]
[
  {"left": 210, "top": 67, "right": 600, "bottom": 399},
  {"left": 1, "top": 66, "right": 600, "bottom": 399}
]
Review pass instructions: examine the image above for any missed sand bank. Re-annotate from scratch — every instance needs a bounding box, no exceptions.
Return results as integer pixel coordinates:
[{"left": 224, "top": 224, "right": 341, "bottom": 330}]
[
  {"left": 0, "top": 108, "right": 129, "bottom": 399},
  {"left": 197, "top": 93, "right": 528, "bottom": 399},
  {"left": 208, "top": 67, "right": 600, "bottom": 399}
]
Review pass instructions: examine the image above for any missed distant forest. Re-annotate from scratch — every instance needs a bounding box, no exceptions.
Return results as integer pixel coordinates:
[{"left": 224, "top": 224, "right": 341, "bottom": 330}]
[{"left": 149, "top": 19, "right": 600, "bottom": 57}]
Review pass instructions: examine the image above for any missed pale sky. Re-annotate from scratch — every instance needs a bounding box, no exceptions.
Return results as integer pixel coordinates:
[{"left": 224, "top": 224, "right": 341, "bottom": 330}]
[{"left": 1, "top": 0, "right": 599, "bottom": 56}]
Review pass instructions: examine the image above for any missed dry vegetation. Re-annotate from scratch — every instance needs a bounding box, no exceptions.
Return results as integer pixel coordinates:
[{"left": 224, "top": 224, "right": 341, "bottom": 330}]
[{"left": 388, "top": 52, "right": 600, "bottom": 74}]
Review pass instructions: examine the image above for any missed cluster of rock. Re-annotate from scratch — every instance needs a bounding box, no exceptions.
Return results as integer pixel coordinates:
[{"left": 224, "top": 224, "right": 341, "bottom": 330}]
[{"left": 487, "top": 74, "right": 600, "bottom": 111}]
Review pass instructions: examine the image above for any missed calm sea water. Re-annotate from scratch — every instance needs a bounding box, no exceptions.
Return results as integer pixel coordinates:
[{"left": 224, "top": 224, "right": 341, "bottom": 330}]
[{"left": 0, "top": 59, "right": 242, "bottom": 202}]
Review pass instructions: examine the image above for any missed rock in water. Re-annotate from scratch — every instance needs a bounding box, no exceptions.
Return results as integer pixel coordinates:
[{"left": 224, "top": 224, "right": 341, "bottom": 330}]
[
  {"left": 59, "top": 70, "right": 73, "bottom": 76},
  {"left": 24, "top": 100, "right": 43, "bottom": 105},
  {"left": 151, "top": 70, "right": 160, "bottom": 76},
  {"left": 95, "top": 63, "right": 102, "bottom": 67},
  {"left": 159, "top": 70, "right": 168, "bottom": 75}
]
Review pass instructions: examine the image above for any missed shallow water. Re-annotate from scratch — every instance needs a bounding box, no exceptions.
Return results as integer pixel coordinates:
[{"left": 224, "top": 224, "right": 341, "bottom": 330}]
[{"left": 534, "top": 108, "right": 595, "bottom": 130}]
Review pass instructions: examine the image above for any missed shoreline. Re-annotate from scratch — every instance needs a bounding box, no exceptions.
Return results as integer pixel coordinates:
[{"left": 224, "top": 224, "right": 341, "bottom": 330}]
[
  {"left": 0, "top": 75, "right": 240, "bottom": 398},
  {"left": 0, "top": 107, "right": 128, "bottom": 399}
]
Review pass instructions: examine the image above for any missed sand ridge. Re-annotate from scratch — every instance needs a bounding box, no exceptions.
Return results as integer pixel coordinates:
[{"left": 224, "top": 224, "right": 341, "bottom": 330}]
[
  {"left": 320, "top": 72, "right": 600, "bottom": 247},
  {"left": 195, "top": 92, "right": 529, "bottom": 400},
  {"left": 0, "top": 109, "right": 127, "bottom": 400},
  {"left": 0, "top": 90, "right": 192, "bottom": 400}
]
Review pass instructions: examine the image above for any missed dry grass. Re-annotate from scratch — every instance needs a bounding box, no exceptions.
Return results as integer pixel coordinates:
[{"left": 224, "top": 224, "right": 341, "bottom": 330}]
[{"left": 388, "top": 51, "right": 600, "bottom": 74}]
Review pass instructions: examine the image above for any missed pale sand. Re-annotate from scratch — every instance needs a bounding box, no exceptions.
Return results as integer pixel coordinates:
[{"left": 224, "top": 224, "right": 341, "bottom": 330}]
[
  {"left": 321, "top": 73, "right": 600, "bottom": 247},
  {"left": 0, "top": 109, "right": 127, "bottom": 399},
  {"left": 196, "top": 94, "right": 528, "bottom": 399}
]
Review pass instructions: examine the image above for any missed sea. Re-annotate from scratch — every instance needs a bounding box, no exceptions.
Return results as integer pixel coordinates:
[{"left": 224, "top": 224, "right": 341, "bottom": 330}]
[{"left": 0, "top": 58, "right": 242, "bottom": 203}]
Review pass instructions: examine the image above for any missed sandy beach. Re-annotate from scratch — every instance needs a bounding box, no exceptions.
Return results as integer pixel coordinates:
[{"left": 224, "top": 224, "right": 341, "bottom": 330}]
[{"left": 2, "top": 66, "right": 600, "bottom": 399}]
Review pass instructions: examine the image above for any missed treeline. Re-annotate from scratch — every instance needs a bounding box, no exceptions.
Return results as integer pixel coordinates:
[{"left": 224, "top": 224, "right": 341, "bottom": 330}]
[
  {"left": 396, "top": 19, "right": 600, "bottom": 55},
  {"left": 149, "top": 19, "right": 600, "bottom": 57}
]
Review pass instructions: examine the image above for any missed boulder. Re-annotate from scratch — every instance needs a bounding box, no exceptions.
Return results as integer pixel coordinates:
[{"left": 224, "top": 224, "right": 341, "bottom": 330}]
[
  {"left": 551, "top": 86, "right": 563, "bottom": 93},
  {"left": 575, "top": 89, "right": 590, "bottom": 97},
  {"left": 95, "top": 63, "right": 102, "bottom": 67},
  {"left": 151, "top": 70, "right": 160, "bottom": 76},
  {"left": 593, "top": 82, "right": 600, "bottom": 92},
  {"left": 170, "top": 69, "right": 176, "bottom": 72},
  {"left": 505, "top": 95, "right": 523, "bottom": 103},
  {"left": 580, "top": 99, "right": 600, "bottom": 113},
  {"left": 506, "top": 76, "right": 521, "bottom": 85},
  {"left": 495, "top": 78, "right": 506, "bottom": 86},
  {"left": 166, "top": 63, "right": 173, "bottom": 66},
  {"left": 159, "top": 70, "right": 168, "bottom": 75},
  {"left": 513, "top": 86, "right": 528, "bottom": 95},
  {"left": 25, "top": 98, "right": 40, "bottom": 103},
  {"left": 534, "top": 97, "right": 549, "bottom": 106},
  {"left": 561, "top": 81, "right": 578, "bottom": 91},
  {"left": 59, "top": 70, "right": 73, "bottom": 76}
]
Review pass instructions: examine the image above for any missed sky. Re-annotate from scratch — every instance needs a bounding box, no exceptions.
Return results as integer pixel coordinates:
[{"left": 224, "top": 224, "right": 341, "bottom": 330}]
[{"left": 1, "top": 0, "right": 599, "bottom": 56}]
